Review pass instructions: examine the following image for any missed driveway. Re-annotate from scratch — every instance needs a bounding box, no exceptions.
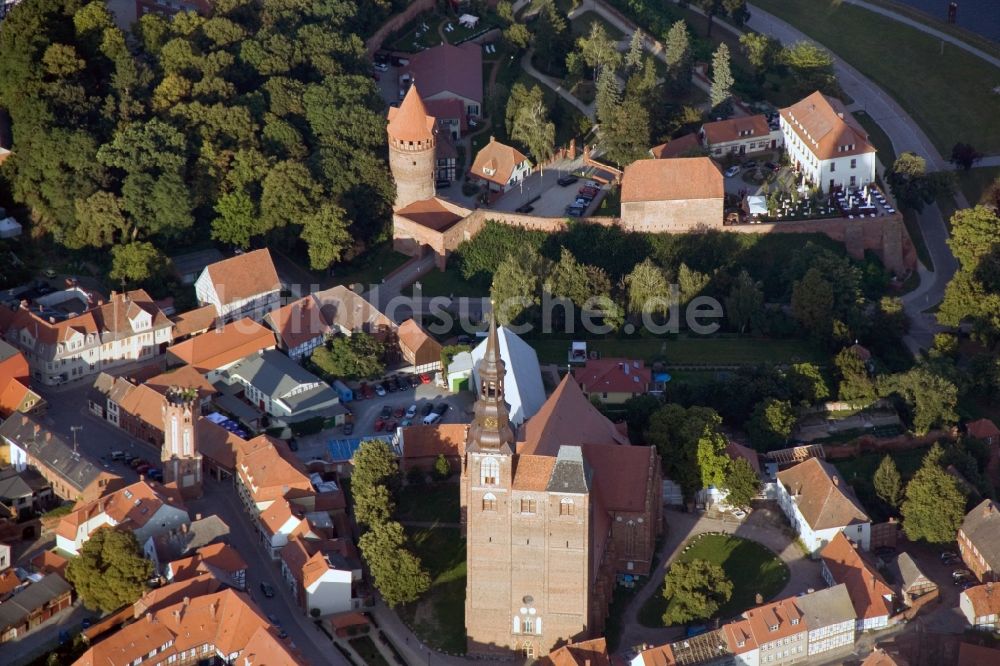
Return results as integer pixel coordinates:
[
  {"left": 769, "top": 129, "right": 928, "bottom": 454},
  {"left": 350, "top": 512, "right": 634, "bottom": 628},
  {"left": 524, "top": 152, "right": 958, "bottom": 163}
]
[{"left": 617, "top": 506, "right": 824, "bottom": 653}]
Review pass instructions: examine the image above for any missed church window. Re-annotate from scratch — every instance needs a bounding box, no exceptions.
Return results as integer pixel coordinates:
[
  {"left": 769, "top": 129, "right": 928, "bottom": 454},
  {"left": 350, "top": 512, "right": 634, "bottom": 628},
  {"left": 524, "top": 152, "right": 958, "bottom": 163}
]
[
  {"left": 481, "top": 457, "right": 499, "bottom": 485},
  {"left": 482, "top": 493, "right": 497, "bottom": 511},
  {"left": 560, "top": 498, "right": 574, "bottom": 516},
  {"left": 522, "top": 616, "right": 534, "bottom": 633},
  {"left": 512, "top": 616, "right": 520, "bottom": 633},
  {"left": 520, "top": 498, "right": 536, "bottom": 514}
]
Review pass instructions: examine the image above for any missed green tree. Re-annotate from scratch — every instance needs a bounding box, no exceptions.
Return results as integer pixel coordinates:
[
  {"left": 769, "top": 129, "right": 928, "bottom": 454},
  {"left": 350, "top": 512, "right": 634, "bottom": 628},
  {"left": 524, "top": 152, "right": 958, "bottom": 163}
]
[
  {"left": 594, "top": 66, "right": 620, "bottom": 126},
  {"left": 354, "top": 483, "right": 395, "bottom": 526},
  {"left": 300, "top": 203, "right": 352, "bottom": 270},
  {"left": 576, "top": 22, "right": 621, "bottom": 80},
  {"left": 791, "top": 268, "right": 835, "bottom": 340},
  {"left": 503, "top": 23, "right": 531, "bottom": 50},
  {"left": 739, "top": 33, "right": 779, "bottom": 82},
  {"left": 533, "top": 0, "right": 571, "bottom": 74},
  {"left": 110, "top": 241, "right": 165, "bottom": 284},
  {"left": 781, "top": 41, "right": 836, "bottom": 94},
  {"left": 545, "top": 248, "right": 591, "bottom": 307},
  {"left": 747, "top": 399, "right": 796, "bottom": 451},
  {"left": 358, "top": 520, "right": 430, "bottom": 607},
  {"left": 350, "top": 439, "right": 399, "bottom": 494},
  {"left": 312, "top": 332, "right": 385, "bottom": 380},
  {"left": 492, "top": 246, "right": 550, "bottom": 325},
  {"left": 625, "top": 259, "right": 672, "bottom": 316},
  {"left": 709, "top": 44, "right": 734, "bottom": 109},
  {"left": 509, "top": 85, "right": 555, "bottom": 164},
  {"left": 887, "top": 152, "right": 955, "bottom": 213},
  {"left": 947, "top": 206, "right": 1000, "bottom": 270},
  {"left": 677, "top": 263, "right": 710, "bottom": 305},
  {"left": 433, "top": 454, "right": 451, "bottom": 481},
  {"left": 878, "top": 366, "right": 959, "bottom": 435},
  {"left": 786, "top": 363, "right": 830, "bottom": 405},
  {"left": 873, "top": 455, "right": 903, "bottom": 508},
  {"left": 660, "top": 559, "right": 734, "bottom": 625},
  {"left": 646, "top": 405, "right": 729, "bottom": 498},
  {"left": 723, "top": 457, "right": 760, "bottom": 509},
  {"left": 725, "top": 270, "right": 763, "bottom": 334},
  {"left": 834, "top": 346, "right": 876, "bottom": 403},
  {"left": 625, "top": 30, "right": 644, "bottom": 72},
  {"left": 66, "top": 528, "right": 153, "bottom": 612},
  {"left": 901, "top": 445, "right": 967, "bottom": 543},
  {"left": 663, "top": 21, "right": 692, "bottom": 93},
  {"left": 601, "top": 94, "right": 650, "bottom": 166},
  {"left": 950, "top": 142, "right": 982, "bottom": 171}
]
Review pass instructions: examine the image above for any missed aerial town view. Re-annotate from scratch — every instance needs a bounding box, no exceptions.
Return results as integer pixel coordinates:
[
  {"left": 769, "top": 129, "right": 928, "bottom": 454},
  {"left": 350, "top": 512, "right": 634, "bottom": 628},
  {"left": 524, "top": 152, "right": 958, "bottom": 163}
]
[{"left": 0, "top": 0, "right": 998, "bottom": 664}]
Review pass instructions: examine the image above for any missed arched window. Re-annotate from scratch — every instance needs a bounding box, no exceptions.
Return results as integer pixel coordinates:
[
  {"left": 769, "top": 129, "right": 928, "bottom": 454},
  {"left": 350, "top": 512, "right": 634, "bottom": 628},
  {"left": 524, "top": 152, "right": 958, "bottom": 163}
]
[
  {"left": 560, "top": 498, "right": 574, "bottom": 516},
  {"left": 482, "top": 493, "right": 497, "bottom": 511},
  {"left": 481, "top": 457, "right": 499, "bottom": 485}
]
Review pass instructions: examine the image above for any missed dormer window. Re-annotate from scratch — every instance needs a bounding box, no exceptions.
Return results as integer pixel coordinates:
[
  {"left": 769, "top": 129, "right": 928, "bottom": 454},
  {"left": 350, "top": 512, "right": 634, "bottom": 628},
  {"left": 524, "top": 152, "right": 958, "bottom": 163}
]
[
  {"left": 769, "top": 624, "right": 778, "bottom": 631},
  {"left": 791, "top": 618, "right": 799, "bottom": 625},
  {"left": 737, "top": 640, "right": 745, "bottom": 648},
  {"left": 482, "top": 166, "right": 496, "bottom": 176}
]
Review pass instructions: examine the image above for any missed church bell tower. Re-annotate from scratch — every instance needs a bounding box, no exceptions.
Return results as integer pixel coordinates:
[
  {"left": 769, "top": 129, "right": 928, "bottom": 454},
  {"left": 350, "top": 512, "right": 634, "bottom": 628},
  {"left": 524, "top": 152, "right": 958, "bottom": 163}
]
[{"left": 161, "top": 386, "right": 203, "bottom": 499}]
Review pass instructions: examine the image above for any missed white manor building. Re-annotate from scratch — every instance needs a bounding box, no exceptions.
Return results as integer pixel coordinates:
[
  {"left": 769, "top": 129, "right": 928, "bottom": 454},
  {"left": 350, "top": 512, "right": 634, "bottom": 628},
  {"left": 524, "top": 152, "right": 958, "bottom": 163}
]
[{"left": 780, "top": 91, "right": 877, "bottom": 194}]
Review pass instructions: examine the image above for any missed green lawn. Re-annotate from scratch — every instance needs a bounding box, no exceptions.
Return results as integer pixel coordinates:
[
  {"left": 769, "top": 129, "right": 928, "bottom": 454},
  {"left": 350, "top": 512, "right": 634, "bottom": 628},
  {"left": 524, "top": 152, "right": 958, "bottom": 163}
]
[
  {"left": 852, "top": 110, "right": 896, "bottom": 168},
  {"left": 399, "top": 527, "right": 467, "bottom": 654},
  {"left": 396, "top": 483, "right": 461, "bottom": 524},
  {"left": 571, "top": 11, "right": 626, "bottom": 40},
  {"left": 331, "top": 244, "right": 410, "bottom": 289},
  {"left": 751, "top": 0, "right": 1000, "bottom": 154},
  {"left": 595, "top": 185, "right": 621, "bottom": 217},
  {"left": 390, "top": 15, "right": 445, "bottom": 52},
  {"left": 348, "top": 636, "right": 391, "bottom": 666},
  {"left": 859, "top": 0, "right": 1000, "bottom": 60},
  {"left": 638, "top": 534, "right": 789, "bottom": 627},
  {"left": 407, "top": 266, "right": 489, "bottom": 298},
  {"left": 833, "top": 445, "right": 931, "bottom": 521},
  {"left": 956, "top": 166, "right": 1000, "bottom": 207},
  {"left": 527, "top": 336, "right": 826, "bottom": 366}
]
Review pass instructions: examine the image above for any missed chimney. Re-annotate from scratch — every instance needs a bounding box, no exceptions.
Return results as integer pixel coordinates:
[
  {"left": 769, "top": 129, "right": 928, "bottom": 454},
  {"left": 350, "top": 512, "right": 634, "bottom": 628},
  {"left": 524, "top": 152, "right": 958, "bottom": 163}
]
[
  {"left": 195, "top": 513, "right": 202, "bottom": 521},
  {"left": 833, "top": 476, "right": 839, "bottom": 487},
  {"left": 180, "top": 522, "right": 189, "bottom": 534},
  {"left": 837, "top": 112, "right": 844, "bottom": 119},
  {"left": 489, "top": 135, "right": 495, "bottom": 143},
  {"left": 33, "top": 424, "right": 40, "bottom": 436},
  {"left": 985, "top": 503, "right": 995, "bottom": 517}
]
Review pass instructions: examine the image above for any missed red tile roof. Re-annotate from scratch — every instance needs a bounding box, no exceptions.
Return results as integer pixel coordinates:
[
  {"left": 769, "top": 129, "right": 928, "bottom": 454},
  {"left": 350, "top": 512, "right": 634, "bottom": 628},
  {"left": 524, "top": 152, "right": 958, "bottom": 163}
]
[
  {"left": 511, "top": 454, "right": 557, "bottom": 491},
  {"left": 621, "top": 157, "right": 724, "bottom": 203},
  {"left": 168, "top": 543, "right": 247, "bottom": 582},
  {"left": 394, "top": 197, "right": 466, "bottom": 231},
  {"left": 387, "top": 85, "right": 436, "bottom": 142},
  {"left": 202, "top": 249, "right": 280, "bottom": 307},
  {"left": 636, "top": 643, "right": 675, "bottom": 666},
  {"left": 649, "top": 133, "right": 702, "bottom": 159},
  {"left": 821, "top": 532, "right": 894, "bottom": 620},
  {"left": 401, "top": 424, "right": 468, "bottom": 460},
  {"left": 237, "top": 436, "right": 313, "bottom": 504},
  {"left": 518, "top": 375, "right": 629, "bottom": 457},
  {"left": 403, "top": 43, "right": 483, "bottom": 105},
  {"left": 166, "top": 318, "right": 276, "bottom": 372},
  {"left": 56, "top": 480, "right": 185, "bottom": 541},
  {"left": 545, "top": 637, "right": 611, "bottom": 666},
  {"left": 470, "top": 136, "right": 529, "bottom": 186},
  {"left": 581, "top": 444, "right": 655, "bottom": 512},
  {"left": 265, "top": 296, "right": 328, "bottom": 351},
  {"left": 744, "top": 596, "right": 806, "bottom": 644},
  {"left": 397, "top": 318, "right": 440, "bottom": 356},
  {"left": 722, "top": 618, "right": 759, "bottom": 655},
  {"left": 968, "top": 419, "right": 1000, "bottom": 440},
  {"left": 701, "top": 114, "right": 771, "bottom": 145},
  {"left": 957, "top": 642, "right": 1000, "bottom": 666},
  {"left": 962, "top": 583, "right": 1000, "bottom": 618},
  {"left": 780, "top": 91, "right": 875, "bottom": 160},
  {"left": 144, "top": 365, "right": 216, "bottom": 398},
  {"left": 777, "top": 457, "right": 870, "bottom": 530},
  {"left": 170, "top": 304, "right": 217, "bottom": 338},
  {"left": 574, "top": 358, "right": 651, "bottom": 394},
  {"left": 862, "top": 647, "right": 909, "bottom": 666}
]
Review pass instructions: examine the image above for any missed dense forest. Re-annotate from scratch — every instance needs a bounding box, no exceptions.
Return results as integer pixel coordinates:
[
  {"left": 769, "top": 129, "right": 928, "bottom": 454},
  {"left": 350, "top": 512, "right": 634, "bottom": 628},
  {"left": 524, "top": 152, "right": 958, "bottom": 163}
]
[{"left": 0, "top": 0, "right": 403, "bottom": 281}]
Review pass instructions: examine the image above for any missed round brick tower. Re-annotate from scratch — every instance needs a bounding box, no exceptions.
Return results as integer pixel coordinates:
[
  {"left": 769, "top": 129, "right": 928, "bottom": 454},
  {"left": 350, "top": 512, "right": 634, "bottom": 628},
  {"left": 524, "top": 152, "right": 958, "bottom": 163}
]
[{"left": 387, "top": 85, "right": 437, "bottom": 210}]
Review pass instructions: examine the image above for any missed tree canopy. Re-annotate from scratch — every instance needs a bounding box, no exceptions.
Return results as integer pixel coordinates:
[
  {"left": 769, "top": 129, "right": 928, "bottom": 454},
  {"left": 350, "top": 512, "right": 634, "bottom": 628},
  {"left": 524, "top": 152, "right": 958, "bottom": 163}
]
[
  {"left": 660, "top": 558, "right": 734, "bottom": 625},
  {"left": 66, "top": 528, "right": 153, "bottom": 612},
  {"left": 645, "top": 404, "right": 730, "bottom": 499},
  {"left": 312, "top": 332, "right": 385, "bottom": 380},
  {"left": 0, "top": 0, "right": 394, "bottom": 281},
  {"left": 901, "top": 445, "right": 967, "bottom": 543},
  {"left": 358, "top": 520, "right": 430, "bottom": 607}
]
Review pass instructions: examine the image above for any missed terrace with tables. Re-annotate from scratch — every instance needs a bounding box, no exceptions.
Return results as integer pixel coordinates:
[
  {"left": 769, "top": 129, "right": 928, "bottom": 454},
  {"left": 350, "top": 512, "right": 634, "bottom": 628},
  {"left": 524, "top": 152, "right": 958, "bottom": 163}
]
[{"left": 738, "top": 182, "right": 897, "bottom": 224}]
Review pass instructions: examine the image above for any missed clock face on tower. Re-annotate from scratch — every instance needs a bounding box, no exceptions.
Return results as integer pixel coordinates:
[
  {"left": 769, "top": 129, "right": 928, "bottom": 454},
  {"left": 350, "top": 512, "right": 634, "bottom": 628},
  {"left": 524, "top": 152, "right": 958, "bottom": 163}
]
[{"left": 483, "top": 416, "right": 498, "bottom": 428}]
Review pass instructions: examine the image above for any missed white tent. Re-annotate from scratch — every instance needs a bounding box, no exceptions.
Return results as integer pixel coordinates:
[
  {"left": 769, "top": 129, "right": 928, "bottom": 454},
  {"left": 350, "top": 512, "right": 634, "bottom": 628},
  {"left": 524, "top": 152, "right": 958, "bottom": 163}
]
[
  {"left": 458, "top": 14, "right": 479, "bottom": 29},
  {"left": 471, "top": 326, "right": 545, "bottom": 427},
  {"left": 746, "top": 195, "right": 768, "bottom": 217},
  {"left": 0, "top": 217, "right": 22, "bottom": 239}
]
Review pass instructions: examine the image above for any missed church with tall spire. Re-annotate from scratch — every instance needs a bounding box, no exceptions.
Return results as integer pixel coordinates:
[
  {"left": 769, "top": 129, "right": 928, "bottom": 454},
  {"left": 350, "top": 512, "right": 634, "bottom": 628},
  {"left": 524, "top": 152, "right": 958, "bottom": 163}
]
[{"left": 460, "top": 313, "right": 663, "bottom": 658}]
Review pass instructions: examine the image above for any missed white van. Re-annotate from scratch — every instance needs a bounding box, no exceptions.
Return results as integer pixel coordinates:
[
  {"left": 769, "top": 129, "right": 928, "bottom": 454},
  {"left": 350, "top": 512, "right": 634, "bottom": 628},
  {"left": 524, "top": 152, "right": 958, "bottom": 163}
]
[{"left": 422, "top": 412, "right": 442, "bottom": 426}]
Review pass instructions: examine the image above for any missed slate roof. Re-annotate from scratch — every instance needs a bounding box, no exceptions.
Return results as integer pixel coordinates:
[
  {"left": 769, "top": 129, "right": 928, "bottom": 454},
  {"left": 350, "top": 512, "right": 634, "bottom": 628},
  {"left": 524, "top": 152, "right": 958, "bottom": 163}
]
[
  {"left": 545, "top": 446, "right": 592, "bottom": 494},
  {"left": 961, "top": 499, "right": 1000, "bottom": 573},
  {"left": 225, "top": 349, "right": 342, "bottom": 420},
  {"left": 152, "top": 514, "right": 230, "bottom": 565},
  {"left": 0, "top": 574, "right": 71, "bottom": 631},
  {"left": 777, "top": 457, "right": 870, "bottom": 530},
  {"left": 795, "top": 583, "right": 857, "bottom": 628},
  {"left": 0, "top": 414, "right": 107, "bottom": 494}
]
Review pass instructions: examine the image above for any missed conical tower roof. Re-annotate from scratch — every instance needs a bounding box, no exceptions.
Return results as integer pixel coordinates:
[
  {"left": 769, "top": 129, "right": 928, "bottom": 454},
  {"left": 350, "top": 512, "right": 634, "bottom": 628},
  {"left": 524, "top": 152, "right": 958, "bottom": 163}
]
[{"left": 387, "top": 85, "right": 436, "bottom": 143}]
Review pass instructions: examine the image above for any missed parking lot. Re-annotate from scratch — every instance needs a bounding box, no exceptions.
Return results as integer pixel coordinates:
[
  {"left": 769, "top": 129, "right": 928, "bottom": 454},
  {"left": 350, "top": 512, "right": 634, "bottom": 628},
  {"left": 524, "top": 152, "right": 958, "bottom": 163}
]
[
  {"left": 492, "top": 168, "right": 608, "bottom": 217},
  {"left": 291, "top": 375, "right": 474, "bottom": 461}
]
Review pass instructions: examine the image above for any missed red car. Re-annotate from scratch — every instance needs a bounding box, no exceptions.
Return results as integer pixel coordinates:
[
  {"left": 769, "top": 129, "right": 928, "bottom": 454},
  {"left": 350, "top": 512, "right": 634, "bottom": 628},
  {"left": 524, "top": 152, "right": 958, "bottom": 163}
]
[
  {"left": 392, "top": 406, "right": 405, "bottom": 418},
  {"left": 136, "top": 464, "right": 152, "bottom": 475},
  {"left": 420, "top": 373, "right": 432, "bottom": 384},
  {"left": 385, "top": 419, "right": 398, "bottom": 431},
  {"left": 374, "top": 418, "right": 386, "bottom": 432}
]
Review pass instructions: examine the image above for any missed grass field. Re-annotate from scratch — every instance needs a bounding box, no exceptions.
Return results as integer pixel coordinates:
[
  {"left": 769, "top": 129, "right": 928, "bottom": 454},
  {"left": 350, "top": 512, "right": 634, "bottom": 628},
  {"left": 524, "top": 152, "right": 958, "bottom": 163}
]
[
  {"left": 399, "top": 527, "right": 467, "bottom": 654},
  {"left": 751, "top": 0, "right": 1000, "bottom": 154},
  {"left": 408, "top": 267, "right": 489, "bottom": 298},
  {"left": 638, "top": 534, "right": 789, "bottom": 627},
  {"left": 852, "top": 110, "right": 896, "bottom": 168},
  {"left": 528, "top": 336, "right": 826, "bottom": 366},
  {"left": 859, "top": 0, "right": 1000, "bottom": 60},
  {"left": 348, "top": 636, "right": 391, "bottom": 666},
  {"left": 833, "top": 445, "right": 931, "bottom": 521},
  {"left": 396, "top": 483, "right": 461, "bottom": 524},
  {"left": 956, "top": 166, "right": 1000, "bottom": 207},
  {"left": 332, "top": 244, "right": 410, "bottom": 289}
]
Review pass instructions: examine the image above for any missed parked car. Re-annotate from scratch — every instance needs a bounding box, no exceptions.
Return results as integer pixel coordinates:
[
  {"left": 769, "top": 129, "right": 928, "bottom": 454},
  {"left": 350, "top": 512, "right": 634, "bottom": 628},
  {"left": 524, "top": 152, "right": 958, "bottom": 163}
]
[
  {"left": 135, "top": 464, "right": 151, "bottom": 475},
  {"left": 565, "top": 206, "right": 584, "bottom": 218},
  {"left": 952, "top": 569, "right": 973, "bottom": 581},
  {"left": 392, "top": 406, "right": 405, "bottom": 418},
  {"left": 422, "top": 412, "right": 442, "bottom": 425},
  {"left": 515, "top": 204, "right": 534, "bottom": 214},
  {"left": 742, "top": 160, "right": 759, "bottom": 170},
  {"left": 130, "top": 458, "right": 148, "bottom": 469},
  {"left": 374, "top": 418, "right": 386, "bottom": 432},
  {"left": 385, "top": 378, "right": 397, "bottom": 392},
  {"left": 764, "top": 161, "right": 780, "bottom": 172},
  {"left": 557, "top": 174, "right": 579, "bottom": 186},
  {"left": 385, "top": 419, "right": 397, "bottom": 431},
  {"left": 421, "top": 403, "right": 434, "bottom": 416},
  {"left": 579, "top": 186, "right": 599, "bottom": 196},
  {"left": 724, "top": 165, "right": 741, "bottom": 178},
  {"left": 375, "top": 383, "right": 387, "bottom": 397},
  {"left": 278, "top": 629, "right": 289, "bottom": 640},
  {"left": 374, "top": 62, "right": 388, "bottom": 72},
  {"left": 380, "top": 405, "right": 392, "bottom": 419},
  {"left": 401, "top": 419, "right": 412, "bottom": 427},
  {"left": 405, "top": 404, "right": 417, "bottom": 418},
  {"left": 436, "top": 180, "right": 451, "bottom": 189},
  {"left": 940, "top": 551, "right": 961, "bottom": 564},
  {"left": 147, "top": 469, "right": 163, "bottom": 481},
  {"left": 433, "top": 403, "right": 449, "bottom": 415},
  {"left": 260, "top": 582, "right": 275, "bottom": 598},
  {"left": 343, "top": 422, "right": 354, "bottom": 436},
  {"left": 420, "top": 372, "right": 432, "bottom": 384},
  {"left": 288, "top": 439, "right": 298, "bottom": 452},
  {"left": 267, "top": 613, "right": 280, "bottom": 625},
  {"left": 110, "top": 450, "right": 125, "bottom": 461},
  {"left": 409, "top": 375, "right": 421, "bottom": 388}
]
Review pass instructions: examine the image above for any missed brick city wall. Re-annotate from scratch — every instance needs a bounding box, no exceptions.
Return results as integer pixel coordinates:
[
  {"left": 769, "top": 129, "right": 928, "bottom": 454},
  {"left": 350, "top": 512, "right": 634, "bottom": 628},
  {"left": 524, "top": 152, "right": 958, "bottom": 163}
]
[{"left": 619, "top": 198, "right": 725, "bottom": 233}]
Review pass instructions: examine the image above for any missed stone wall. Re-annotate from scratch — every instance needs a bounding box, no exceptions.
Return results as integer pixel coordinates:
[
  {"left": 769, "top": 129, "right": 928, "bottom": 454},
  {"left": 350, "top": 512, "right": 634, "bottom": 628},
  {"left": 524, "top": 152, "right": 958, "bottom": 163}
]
[
  {"left": 620, "top": 198, "right": 725, "bottom": 233},
  {"left": 364, "top": 0, "right": 436, "bottom": 55}
]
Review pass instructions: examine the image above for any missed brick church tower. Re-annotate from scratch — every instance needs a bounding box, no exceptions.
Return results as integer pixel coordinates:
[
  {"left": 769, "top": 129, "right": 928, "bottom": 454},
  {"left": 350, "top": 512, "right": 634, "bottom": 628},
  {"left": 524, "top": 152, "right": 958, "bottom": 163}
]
[
  {"left": 387, "top": 85, "right": 437, "bottom": 210},
  {"left": 161, "top": 386, "right": 203, "bottom": 499}
]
